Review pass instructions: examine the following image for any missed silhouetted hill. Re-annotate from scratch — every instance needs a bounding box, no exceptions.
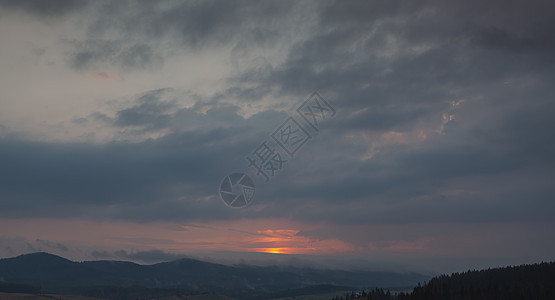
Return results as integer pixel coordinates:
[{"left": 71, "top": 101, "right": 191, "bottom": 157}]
[
  {"left": 331, "top": 262, "right": 555, "bottom": 300},
  {"left": 0, "top": 252, "right": 109, "bottom": 287},
  {"left": 150, "top": 258, "right": 304, "bottom": 290},
  {"left": 0, "top": 282, "right": 41, "bottom": 294},
  {"left": 0, "top": 252, "right": 428, "bottom": 299},
  {"left": 405, "top": 262, "right": 555, "bottom": 300}
]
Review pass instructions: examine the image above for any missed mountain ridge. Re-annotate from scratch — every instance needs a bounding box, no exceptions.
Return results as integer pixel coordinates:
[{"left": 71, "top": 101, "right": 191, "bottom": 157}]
[{"left": 0, "top": 252, "right": 429, "bottom": 299}]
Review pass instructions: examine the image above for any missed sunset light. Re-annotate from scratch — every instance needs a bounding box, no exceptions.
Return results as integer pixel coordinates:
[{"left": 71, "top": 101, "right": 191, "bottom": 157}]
[{"left": 1, "top": 0, "right": 554, "bottom": 299}]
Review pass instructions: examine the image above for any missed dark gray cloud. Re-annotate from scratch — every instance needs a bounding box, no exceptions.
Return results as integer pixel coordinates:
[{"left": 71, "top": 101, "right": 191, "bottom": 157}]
[
  {"left": 54, "top": 0, "right": 302, "bottom": 71},
  {"left": 0, "top": 0, "right": 86, "bottom": 18},
  {"left": 470, "top": 25, "right": 555, "bottom": 54},
  {"left": 230, "top": 0, "right": 555, "bottom": 103},
  {"left": 87, "top": 0, "right": 295, "bottom": 47},
  {"left": 0, "top": 88, "right": 289, "bottom": 221},
  {"left": 252, "top": 92, "right": 555, "bottom": 224},
  {"left": 0, "top": 129, "right": 253, "bottom": 220},
  {"left": 1, "top": 79, "right": 554, "bottom": 226},
  {"left": 210, "top": 0, "right": 555, "bottom": 225},
  {"left": 71, "top": 117, "right": 88, "bottom": 125},
  {"left": 113, "top": 88, "right": 176, "bottom": 131},
  {"left": 91, "top": 249, "right": 187, "bottom": 264},
  {"left": 35, "top": 239, "right": 69, "bottom": 251},
  {"left": 114, "top": 249, "right": 187, "bottom": 264},
  {"left": 67, "top": 39, "right": 163, "bottom": 71},
  {"left": 0, "top": 0, "right": 554, "bottom": 229},
  {"left": 85, "top": 88, "right": 270, "bottom": 137}
]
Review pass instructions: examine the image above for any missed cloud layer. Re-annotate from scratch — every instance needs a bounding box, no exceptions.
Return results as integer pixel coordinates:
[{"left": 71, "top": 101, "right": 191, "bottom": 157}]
[{"left": 0, "top": 0, "right": 554, "bottom": 272}]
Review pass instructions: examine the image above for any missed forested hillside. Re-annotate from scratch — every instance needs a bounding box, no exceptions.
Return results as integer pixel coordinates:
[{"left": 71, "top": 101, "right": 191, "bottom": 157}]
[{"left": 333, "top": 262, "right": 555, "bottom": 300}]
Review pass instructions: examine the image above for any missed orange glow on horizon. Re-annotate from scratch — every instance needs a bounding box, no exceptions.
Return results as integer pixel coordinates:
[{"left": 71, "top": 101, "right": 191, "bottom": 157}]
[
  {"left": 257, "top": 248, "right": 287, "bottom": 254},
  {"left": 0, "top": 218, "right": 355, "bottom": 259}
]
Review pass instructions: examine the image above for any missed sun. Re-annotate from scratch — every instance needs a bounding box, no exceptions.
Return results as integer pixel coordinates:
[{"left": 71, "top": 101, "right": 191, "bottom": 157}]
[{"left": 259, "top": 248, "right": 287, "bottom": 254}]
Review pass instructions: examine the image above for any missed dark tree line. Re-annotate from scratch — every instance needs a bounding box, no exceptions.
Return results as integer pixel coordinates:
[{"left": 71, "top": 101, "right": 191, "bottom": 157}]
[
  {"left": 332, "top": 261, "right": 555, "bottom": 300},
  {"left": 330, "top": 288, "right": 402, "bottom": 300}
]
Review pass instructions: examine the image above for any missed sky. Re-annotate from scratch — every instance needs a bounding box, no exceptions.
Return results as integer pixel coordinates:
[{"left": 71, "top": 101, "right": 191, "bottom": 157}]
[{"left": 0, "top": 0, "right": 554, "bottom": 275}]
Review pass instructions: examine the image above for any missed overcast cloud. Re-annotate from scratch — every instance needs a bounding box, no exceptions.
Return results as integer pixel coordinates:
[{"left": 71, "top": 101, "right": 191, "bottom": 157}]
[{"left": 0, "top": 0, "right": 554, "bottom": 273}]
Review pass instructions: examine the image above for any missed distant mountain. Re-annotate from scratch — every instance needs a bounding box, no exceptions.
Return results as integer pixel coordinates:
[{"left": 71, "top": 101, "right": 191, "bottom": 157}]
[
  {"left": 0, "top": 252, "right": 429, "bottom": 299},
  {"left": 0, "top": 252, "right": 108, "bottom": 287}
]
